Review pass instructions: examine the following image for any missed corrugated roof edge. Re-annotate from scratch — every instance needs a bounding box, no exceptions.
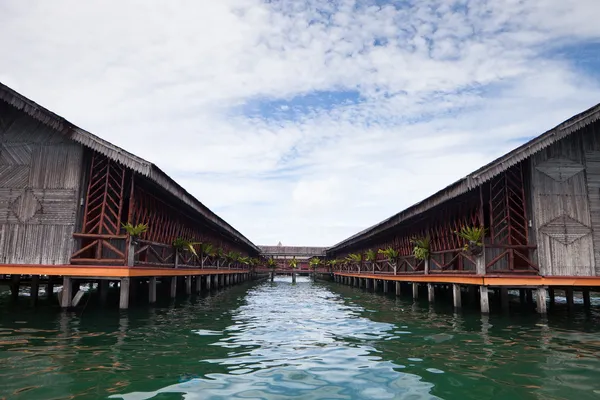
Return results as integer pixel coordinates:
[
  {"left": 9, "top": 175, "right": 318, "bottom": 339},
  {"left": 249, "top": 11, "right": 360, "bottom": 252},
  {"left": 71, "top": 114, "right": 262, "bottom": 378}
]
[
  {"left": 328, "top": 101, "right": 600, "bottom": 254},
  {"left": 0, "top": 82, "right": 259, "bottom": 253}
]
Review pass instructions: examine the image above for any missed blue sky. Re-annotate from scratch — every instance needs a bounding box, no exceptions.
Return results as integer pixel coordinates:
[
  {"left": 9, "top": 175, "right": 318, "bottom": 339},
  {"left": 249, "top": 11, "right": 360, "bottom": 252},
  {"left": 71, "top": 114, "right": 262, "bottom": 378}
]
[{"left": 1, "top": 0, "right": 600, "bottom": 245}]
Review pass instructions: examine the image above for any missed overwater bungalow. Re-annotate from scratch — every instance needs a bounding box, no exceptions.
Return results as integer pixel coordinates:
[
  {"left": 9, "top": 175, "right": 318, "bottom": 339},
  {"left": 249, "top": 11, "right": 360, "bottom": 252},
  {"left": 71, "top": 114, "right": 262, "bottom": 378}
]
[
  {"left": 327, "top": 101, "right": 600, "bottom": 314},
  {"left": 0, "top": 82, "right": 259, "bottom": 308}
]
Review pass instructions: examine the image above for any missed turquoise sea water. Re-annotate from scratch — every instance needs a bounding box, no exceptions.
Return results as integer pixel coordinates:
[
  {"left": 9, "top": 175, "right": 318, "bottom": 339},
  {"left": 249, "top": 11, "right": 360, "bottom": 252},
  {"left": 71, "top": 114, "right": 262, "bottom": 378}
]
[{"left": 1, "top": 276, "right": 600, "bottom": 399}]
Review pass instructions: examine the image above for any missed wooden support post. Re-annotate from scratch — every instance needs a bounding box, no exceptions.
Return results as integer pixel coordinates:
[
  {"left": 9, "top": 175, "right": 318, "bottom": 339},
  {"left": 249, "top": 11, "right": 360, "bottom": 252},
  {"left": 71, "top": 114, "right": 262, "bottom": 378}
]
[
  {"left": 566, "top": 288, "right": 574, "bottom": 312},
  {"left": 10, "top": 275, "right": 20, "bottom": 301},
  {"left": 127, "top": 240, "right": 135, "bottom": 267},
  {"left": 47, "top": 280, "right": 54, "bottom": 298},
  {"left": 412, "top": 283, "right": 418, "bottom": 299},
  {"left": 500, "top": 288, "right": 509, "bottom": 313},
  {"left": 583, "top": 289, "right": 591, "bottom": 310},
  {"left": 428, "top": 283, "right": 435, "bottom": 303},
  {"left": 452, "top": 284, "right": 461, "bottom": 308},
  {"left": 170, "top": 276, "right": 177, "bottom": 298},
  {"left": 549, "top": 288, "right": 555, "bottom": 306},
  {"left": 383, "top": 281, "right": 389, "bottom": 293},
  {"left": 519, "top": 289, "right": 526, "bottom": 305},
  {"left": 536, "top": 287, "right": 547, "bottom": 315},
  {"left": 186, "top": 276, "right": 192, "bottom": 295},
  {"left": 99, "top": 280, "right": 109, "bottom": 305},
  {"left": 195, "top": 276, "right": 202, "bottom": 294},
  {"left": 31, "top": 275, "right": 40, "bottom": 305},
  {"left": 396, "top": 281, "right": 401, "bottom": 296},
  {"left": 424, "top": 259, "right": 430, "bottom": 275},
  {"left": 206, "top": 275, "right": 212, "bottom": 290},
  {"left": 480, "top": 286, "right": 489, "bottom": 314},
  {"left": 60, "top": 277, "right": 72, "bottom": 308},
  {"left": 149, "top": 277, "right": 157, "bottom": 304},
  {"left": 476, "top": 256, "right": 486, "bottom": 275},
  {"left": 119, "top": 278, "right": 130, "bottom": 309}
]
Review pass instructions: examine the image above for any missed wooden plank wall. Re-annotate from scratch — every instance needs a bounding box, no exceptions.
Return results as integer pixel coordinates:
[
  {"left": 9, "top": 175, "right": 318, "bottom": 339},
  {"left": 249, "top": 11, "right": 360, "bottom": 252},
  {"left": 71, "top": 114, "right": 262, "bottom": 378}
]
[
  {"left": 0, "top": 102, "right": 83, "bottom": 264},
  {"left": 531, "top": 133, "right": 595, "bottom": 276},
  {"left": 581, "top": 124, "right": 600, "bottom": 276}
]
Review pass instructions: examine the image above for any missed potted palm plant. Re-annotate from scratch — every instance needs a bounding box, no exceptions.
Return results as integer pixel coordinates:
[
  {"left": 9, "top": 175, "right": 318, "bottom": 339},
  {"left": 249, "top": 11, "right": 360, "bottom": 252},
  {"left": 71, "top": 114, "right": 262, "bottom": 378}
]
[
  {"left": 199, "top": 243, "right": 215, "bottom": 269},
  {"left": 122, "top": 222, "right": 148, "bottom": 266},
  {"left": 172, "top": 238, "right": 200, "bottom": 268},
  {"left": 455, "top": 226, "right": 486, "bottom": 256},
  {"left": 364, "top": 249, "right": 377, "bottom": 273},
  {"left": 121, "top": 222, "right": 148, "bottom": 246},
  {"left": 346, "top": 253, "right": 362, "bottom": 273},
  {"left": 378, "top": 247, "right": 399, "bottom": 275}
]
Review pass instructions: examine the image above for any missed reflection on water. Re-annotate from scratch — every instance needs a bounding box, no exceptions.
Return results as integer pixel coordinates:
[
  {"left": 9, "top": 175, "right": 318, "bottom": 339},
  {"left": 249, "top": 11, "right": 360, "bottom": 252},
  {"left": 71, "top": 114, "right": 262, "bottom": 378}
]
[{"left": 1, "top": 277, "right": 600, "bottom": 399}]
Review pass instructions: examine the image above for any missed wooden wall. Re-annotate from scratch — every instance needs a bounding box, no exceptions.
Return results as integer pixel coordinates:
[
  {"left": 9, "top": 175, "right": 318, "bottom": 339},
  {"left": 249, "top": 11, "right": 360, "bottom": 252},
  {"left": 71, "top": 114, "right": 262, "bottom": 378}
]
[
  {"left": 531, "top": 131, "right": 596, "bottom": 276},
  {"left": 0, "top": 102, "right": 83, "bottom": 264}
]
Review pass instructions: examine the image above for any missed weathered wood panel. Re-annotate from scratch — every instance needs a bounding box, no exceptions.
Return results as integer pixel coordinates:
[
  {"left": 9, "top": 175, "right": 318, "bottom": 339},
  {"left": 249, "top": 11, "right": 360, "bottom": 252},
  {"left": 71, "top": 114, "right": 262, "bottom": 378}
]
[
  {"left": 531, "top": 134, "right": 595, "bottom": 276},
  {"left": 0, "top": 102, "right": 82, "bottom": 264},
  {"left": 584, "top": 150, "right": 600, "bottom": 276}
]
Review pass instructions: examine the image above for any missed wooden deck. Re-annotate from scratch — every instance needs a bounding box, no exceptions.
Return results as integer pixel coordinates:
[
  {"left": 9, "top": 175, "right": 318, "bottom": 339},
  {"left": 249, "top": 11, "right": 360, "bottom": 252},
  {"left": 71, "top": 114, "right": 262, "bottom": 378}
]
[
  {"left": 0, "top": 264, "right": 249, "bottom": 278},
  {"left": 335, "top": 272, "right": 600, "bottom": 287}
]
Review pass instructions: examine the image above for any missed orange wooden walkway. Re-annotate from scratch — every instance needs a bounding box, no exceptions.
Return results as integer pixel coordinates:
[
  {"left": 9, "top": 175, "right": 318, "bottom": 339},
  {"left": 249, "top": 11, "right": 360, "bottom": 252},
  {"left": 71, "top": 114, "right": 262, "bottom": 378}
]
[
  {"left": 0, "top": 265, "right": 249, "bottom": 278},
  {"left": 335, "top": 272, "right": 600, "bottom": 287}
]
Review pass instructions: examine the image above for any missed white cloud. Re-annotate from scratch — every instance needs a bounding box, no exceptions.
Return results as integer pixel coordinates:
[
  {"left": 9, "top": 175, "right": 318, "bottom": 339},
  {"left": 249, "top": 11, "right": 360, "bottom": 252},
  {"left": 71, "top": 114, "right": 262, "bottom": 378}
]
[{"left": 1, "top": 0, "right": 599, "bottom": 246}]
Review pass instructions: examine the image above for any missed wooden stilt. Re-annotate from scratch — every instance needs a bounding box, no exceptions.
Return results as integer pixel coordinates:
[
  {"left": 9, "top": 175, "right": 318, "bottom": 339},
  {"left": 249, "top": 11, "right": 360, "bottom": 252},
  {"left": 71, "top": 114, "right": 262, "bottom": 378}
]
[
  {"left": 428, "top": 283, "right": 435, "bottom": 303},
  {"left": 195, "top": 276, "right": 202, "bottom": 293},
  {"left": 61, "top": 277, "right": 72, "bottom": 308},
  {"left": 583, "top": 289, "right": 591, "bottom": 310},
  {"left": 186, "top": 276, "right": 192, "bottom": 295},
  {"left": 480, "top": 286, "right": 490, "bottom": 314},
  {"left": 536, "top": 287, "right": 547, "bottom": 314},
  {"left": 566, "top": 288, "right": 574, "bottom": 312},
  {"left": 452, "top": 284, "right": 461, "bottom": 309},
  {"left": 526, "top": 289, "right": 533, "bottom": 306},
  {"left": 10, "top": 275, "right": 20, "bottom": 301},
  {"left": 206, "top": 274, "right": 212, "bottom": 290},
  {"left": 500, "top": 288, "right": 509, "bottom": 313},
  {"left": 149, "top": 277, "right": 157, "bottom": 304},
  {"left": 170, "top": 276, "right": 177, "bottom": 298},
  {"left": 549, "top": 288, "right": 555, "bottom": 306},
  {"left": 413, "top": 283, "right": 418, "bottom": 299},
  {"left": 47, "top": 280, "right": 54, "bottom": 299},
  {"left": 383, "top": 281, "right": 389, "bottom": 293},
  {"left": 396, "top": 281, "right": 401, "bottom": 296},
  {"left": 31, "top": 275, "right": 40, "bottom": 305},
  {"left": 119, "top": 278, "right": 130, "bottom": 309},
  {"left": 99, "top": 280, "right": 109, "bottom": 304}
]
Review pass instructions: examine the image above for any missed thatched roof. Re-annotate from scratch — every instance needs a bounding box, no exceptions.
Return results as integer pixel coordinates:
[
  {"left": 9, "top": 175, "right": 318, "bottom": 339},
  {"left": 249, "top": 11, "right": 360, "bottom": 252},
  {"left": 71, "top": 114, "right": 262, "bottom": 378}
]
[
  {"left": 329, "top": 101, "right": 600, "bottom": 253},
  {"left": 0, "top": 82, "right": 259, "bottom": 253}
]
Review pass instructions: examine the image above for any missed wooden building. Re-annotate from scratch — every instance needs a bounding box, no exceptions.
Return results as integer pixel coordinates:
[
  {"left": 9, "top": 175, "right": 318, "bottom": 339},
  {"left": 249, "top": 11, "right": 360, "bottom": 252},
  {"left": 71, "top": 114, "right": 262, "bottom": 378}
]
[
  {"left": 259, "top": 243, "right": 326, "bottom": 272},
  {"left": 0, "top": 82, "right": 259, "bottom": 307},
  {"left": 327, "top": 101, "right": 600, "bottom": 314}
]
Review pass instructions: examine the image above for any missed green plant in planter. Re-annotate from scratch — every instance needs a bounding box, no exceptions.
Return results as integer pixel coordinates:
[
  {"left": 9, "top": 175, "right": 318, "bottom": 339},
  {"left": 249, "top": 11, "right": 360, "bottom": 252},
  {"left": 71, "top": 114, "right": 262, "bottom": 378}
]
[
  {"left": 267, "top": 257, "right": 278, "bottom": 269},
  {"left": 122, "top": 222, "right": 148, "bottom": 237},
  {"left": 365, "top": 249, "right": 377, "bottom": 263},
  {"left": 455, "top": 226, "right": 486, "bottom": 255},
  {"left": 173, "top": 238, "right": 200, "bottom": 257},
  {"left": 309, "top": 257, "right": 321, "bottom": 270},
  {"left": 411, "top": 237, "right": 430, "bottom": 261},
  {"left": 289, "top": 256, "right": 298, "bottom": 269},
  {"left": 378, "top": 247, "right": 399, "bottom": 262}
]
